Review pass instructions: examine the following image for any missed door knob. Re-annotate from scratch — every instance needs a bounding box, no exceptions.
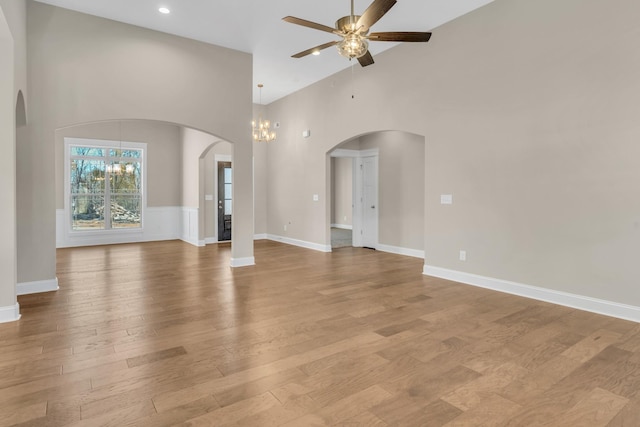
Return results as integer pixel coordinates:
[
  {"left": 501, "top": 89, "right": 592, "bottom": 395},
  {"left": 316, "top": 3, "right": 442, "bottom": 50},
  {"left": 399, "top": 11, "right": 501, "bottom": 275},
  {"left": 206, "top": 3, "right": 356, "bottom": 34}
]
[{"left": 371, "top": 205, "right": 375, "bottom": 209}]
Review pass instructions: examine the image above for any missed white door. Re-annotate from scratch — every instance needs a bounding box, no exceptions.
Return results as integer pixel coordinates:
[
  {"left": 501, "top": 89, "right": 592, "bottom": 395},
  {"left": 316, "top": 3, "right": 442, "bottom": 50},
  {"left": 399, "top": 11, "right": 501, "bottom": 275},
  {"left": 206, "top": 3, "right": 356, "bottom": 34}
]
[{"left": 361, "top": 155, "right": 378, "bottom": 249}]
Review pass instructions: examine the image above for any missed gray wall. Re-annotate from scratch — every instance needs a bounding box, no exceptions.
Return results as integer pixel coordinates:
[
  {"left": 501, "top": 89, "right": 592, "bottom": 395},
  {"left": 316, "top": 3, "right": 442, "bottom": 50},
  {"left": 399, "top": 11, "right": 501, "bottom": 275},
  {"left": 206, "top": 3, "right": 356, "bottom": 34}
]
[
  {"left": 55, "top": 120, "right": 183, "bottom": 209},
  {"left": 0, "top": 5, "right": 17, "bottom": 313},
  {"left": 359, "top": 131, "right": 425, "bottom": 251},
  {"left": 23, "top": 2, "right": 253, "bottom": 284},
  {"left": 253, "top": 104, "right": 268, "bottom": 236},
  {"left": 0, "top": 0, "right": 26, "bottom": 98},
  {"left": 265, "top": 0, "right": 640, "bottom": 306},
  {"left": 0, "top": 0, "right": 26, "bottom": 315}
]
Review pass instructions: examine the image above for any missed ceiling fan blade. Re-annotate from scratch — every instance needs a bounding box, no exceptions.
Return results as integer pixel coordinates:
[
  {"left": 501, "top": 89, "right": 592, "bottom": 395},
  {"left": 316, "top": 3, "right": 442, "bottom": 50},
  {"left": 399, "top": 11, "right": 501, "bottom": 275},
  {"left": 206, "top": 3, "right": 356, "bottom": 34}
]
[
  {"left": 291, "top": 41, "right": 339, "bottom": 59},
  {"left": 368, "top": 31, "right": 432, "bottom": 42},
  {"left": 282, "top": 16, "right": 337, "bottom": 34},
  {"left": 356, "top": 0, "right": 397, "bottom": 31},
  {"left": 357, "top": 51, "right": 375, "bottom": 67}
]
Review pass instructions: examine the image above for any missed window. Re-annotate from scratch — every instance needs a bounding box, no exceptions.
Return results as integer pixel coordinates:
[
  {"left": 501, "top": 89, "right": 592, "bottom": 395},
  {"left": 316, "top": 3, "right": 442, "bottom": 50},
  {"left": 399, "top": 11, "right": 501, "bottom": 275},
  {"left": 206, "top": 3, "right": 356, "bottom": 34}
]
[{"left": 66, "top": 139, "right": 146, "bottom": 232}]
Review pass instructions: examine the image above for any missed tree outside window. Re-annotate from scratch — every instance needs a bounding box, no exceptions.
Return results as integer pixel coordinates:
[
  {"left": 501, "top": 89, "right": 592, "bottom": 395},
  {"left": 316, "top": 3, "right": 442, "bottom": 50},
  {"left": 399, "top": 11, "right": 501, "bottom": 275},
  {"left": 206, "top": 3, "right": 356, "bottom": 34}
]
[{"left": 70, "top": 145, "right": 143, "bottom": 231}]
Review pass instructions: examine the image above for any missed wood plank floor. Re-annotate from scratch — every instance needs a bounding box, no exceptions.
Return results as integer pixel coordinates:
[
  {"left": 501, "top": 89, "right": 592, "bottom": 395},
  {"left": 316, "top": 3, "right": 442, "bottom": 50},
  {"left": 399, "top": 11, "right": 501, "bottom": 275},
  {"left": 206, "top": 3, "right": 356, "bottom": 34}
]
[{"left": 2, "top": 240, "right": 640, "bottom": 426}]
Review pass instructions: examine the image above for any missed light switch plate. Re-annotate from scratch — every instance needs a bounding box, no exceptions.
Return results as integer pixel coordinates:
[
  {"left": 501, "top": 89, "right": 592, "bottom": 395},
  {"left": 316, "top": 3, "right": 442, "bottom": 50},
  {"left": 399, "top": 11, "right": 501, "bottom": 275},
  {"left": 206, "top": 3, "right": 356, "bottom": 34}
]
[
  {"left": 441, "top": 194, "right": 453, "bottom": 204},
  {"left": 205, "top": 195, "right": 213, "bottom": 201},
  {"left": 313, "top": 194, "right": 319, "bottom": 201}
]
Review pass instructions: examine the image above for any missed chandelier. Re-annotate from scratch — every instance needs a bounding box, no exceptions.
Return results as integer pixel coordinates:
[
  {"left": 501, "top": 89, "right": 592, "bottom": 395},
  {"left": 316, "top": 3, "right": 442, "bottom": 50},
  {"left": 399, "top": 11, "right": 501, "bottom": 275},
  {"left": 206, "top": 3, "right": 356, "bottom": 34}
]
[{"left": 252, "top": 84, "right": 276, "bottom": 142}]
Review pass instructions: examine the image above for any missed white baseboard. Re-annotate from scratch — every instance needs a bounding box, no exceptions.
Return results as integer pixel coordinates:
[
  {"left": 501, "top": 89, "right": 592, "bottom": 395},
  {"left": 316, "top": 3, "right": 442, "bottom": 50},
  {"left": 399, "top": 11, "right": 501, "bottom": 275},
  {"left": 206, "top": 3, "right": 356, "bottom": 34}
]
[
  {"left": 204, "top": 237, "right": 218, "bottom": 245},
  {"left": 254, "top": 233, "right": 268, "bottom": 240},
  {"left": 331, "top": 224, "right": 353, "bottom": 230},
  {"left": 180, "top": 237, "right": 205, "bottom": 247},
  {"left": 17, "top": 278, "right": 59, "bottom": 295},
  {"left": 0, "top": 303, "right": 21, "bottom": 323},
  {"left": 230, "top": 257, "right": 255, "bottom": 267},
  {"left": 267, "top": 234, "right": 332, "bottom": 253},
  {"left": 423, "top": 265, "right": 640, "bottom": 323},
  {"left": 377, "top": 244, "right": 424, "bottom": 259}
]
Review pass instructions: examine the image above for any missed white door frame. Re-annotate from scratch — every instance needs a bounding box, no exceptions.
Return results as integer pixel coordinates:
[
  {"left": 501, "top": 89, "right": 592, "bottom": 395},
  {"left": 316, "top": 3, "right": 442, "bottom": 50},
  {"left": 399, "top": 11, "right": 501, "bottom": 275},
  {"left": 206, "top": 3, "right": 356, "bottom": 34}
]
[
  {"left": 359, "top": 154, "right": 379, "bottom": 249},
  {"left": 330, "top": 148, "right": 379, "bottom": 249},
  {"left": 214, "top": 154, "right": 232, "bottom": 242}
]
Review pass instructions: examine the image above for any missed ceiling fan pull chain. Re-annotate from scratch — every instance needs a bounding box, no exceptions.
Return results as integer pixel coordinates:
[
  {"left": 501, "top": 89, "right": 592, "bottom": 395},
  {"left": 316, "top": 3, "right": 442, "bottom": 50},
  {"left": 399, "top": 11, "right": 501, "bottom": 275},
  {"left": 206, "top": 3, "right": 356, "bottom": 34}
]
[{"left": 351, "top": 62, "right": 355, "bottom": 99}]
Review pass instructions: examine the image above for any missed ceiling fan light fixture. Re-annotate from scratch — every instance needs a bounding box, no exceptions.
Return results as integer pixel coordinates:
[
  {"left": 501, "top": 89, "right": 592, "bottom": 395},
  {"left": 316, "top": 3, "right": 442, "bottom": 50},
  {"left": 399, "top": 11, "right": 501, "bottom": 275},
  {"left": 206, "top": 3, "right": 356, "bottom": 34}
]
[
  {"left": 285, "top": 0, "right": 431, "bottom": 67},
  {"left": 337, "top": 34, "right": 368, "bottom": 59}
]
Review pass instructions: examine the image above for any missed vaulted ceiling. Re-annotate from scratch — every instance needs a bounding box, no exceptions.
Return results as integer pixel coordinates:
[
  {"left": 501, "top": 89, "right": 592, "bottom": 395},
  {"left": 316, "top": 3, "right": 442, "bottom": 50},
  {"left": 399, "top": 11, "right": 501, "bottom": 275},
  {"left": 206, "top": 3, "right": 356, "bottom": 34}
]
[{"left": 33, "top": 0, "right": 494, "bottom": 104}]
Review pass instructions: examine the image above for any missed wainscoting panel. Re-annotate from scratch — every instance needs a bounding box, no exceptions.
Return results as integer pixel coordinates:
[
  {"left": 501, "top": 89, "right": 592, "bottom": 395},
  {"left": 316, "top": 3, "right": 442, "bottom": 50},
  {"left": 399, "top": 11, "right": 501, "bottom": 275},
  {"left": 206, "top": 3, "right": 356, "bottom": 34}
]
[
  {"left": 180, "top": 207, "right": 203, "bottom": 247},
  {"left": 56, "top": 207, "right": 182, "bottom": 248}
]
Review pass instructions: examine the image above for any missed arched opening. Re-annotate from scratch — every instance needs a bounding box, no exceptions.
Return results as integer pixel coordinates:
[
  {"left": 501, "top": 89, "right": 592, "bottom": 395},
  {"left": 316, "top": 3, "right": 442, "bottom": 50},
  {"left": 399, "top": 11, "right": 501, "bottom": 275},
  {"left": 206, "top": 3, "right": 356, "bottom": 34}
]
[
  {"left": 327, "top": 130, "right": 426, "bottom": 260},
  {"left": 54, "top": 120, "right": 237, "bottom": 253},
  {"left": 197, "top": 138, "right": 233, "bottom": 245}
]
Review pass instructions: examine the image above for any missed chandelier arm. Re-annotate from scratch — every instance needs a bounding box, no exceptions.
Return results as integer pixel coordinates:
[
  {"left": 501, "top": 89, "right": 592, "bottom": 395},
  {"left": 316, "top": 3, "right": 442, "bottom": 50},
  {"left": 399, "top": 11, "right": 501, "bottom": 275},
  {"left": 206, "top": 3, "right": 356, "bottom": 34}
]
[{"left": 252, "top": 83, "right": 277, "bottom": 142}]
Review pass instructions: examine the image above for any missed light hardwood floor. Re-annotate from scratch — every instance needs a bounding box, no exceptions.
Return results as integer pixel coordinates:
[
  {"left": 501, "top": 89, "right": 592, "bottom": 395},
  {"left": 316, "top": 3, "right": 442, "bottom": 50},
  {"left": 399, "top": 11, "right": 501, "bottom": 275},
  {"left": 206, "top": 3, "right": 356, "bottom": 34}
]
[{"left": 1, "top": 240, "right": 640, "bottom": 426}]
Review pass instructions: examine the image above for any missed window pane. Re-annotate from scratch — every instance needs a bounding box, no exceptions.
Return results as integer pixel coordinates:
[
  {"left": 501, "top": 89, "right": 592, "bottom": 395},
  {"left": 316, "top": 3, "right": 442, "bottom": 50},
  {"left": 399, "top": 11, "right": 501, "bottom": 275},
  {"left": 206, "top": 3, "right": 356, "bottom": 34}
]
[
  {"left": 111, "top": 195, "right": 141, "bottom": 229},
  {"left": 110, "top": 162, "right": 141, "bottom": 193},
  {"left": 109, "top": 148, "right": 141, "bottom": 158},
  {"left": 224, "top": 167, "right": 232, "bottom": 184},
  {"left": 69, "top": 142, "right": 143, "bottom": 233},
  {"left": 71, "top": 159, "right": 105, "bottom": 193},
  {"left": 224, "top": 200, "right": 232, "bottom": 215},
  {"left": 121, "top": 149, "right": 141, "bottom": 159},
  {"left": 71, "top": 146, "right": 104, "bottom": 157},
  {"left": 225, "top": 183, "right": 232, "bottom": 199},
  {"left": 71, "top": 195, "right": 105, "bottom": 230}
]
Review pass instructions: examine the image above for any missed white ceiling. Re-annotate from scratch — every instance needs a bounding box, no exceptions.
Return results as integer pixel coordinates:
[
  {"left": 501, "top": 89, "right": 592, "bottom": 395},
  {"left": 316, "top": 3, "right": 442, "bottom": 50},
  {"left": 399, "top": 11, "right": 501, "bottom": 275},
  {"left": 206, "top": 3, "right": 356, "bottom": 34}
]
[{"left": 33, "top": 0, "right": 493, "bottom": 104}]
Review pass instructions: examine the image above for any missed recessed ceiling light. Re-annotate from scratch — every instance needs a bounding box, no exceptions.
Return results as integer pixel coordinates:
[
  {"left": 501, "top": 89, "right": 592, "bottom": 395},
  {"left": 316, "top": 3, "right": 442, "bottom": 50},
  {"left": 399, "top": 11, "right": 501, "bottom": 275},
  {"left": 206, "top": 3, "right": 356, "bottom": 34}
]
[
  {"left": 158, "top": 7, "right": 170, "bottom": 14},
  {"left": 312, "top": 51, "right": 320, "bottom": 56}
]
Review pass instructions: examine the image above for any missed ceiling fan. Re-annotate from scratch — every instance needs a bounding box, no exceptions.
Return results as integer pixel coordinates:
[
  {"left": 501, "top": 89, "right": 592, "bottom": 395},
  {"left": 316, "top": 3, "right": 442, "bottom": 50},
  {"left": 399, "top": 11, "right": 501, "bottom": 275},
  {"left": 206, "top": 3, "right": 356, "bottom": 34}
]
[{"left": 283, "top": 0, "right": 432, "bottom": 67}]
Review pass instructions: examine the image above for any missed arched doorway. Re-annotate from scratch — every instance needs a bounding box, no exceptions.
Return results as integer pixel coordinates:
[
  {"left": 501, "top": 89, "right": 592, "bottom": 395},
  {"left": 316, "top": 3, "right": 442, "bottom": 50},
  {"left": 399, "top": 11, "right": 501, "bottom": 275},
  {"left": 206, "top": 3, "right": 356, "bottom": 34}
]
[
  {"left": 53, "top": 120, "right": 245, "bottom": 261},
  {"left": 197, "top": 138, "right": 233, "bottom": 245},
  {"left": 327, "top": 130, "right": 426, "bottom": 259}
]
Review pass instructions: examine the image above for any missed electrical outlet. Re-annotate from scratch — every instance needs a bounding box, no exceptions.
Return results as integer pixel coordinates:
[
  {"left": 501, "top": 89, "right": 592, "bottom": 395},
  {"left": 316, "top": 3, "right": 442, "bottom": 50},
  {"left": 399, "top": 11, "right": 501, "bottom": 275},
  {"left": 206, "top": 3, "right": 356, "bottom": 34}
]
[
  {"left": 284, "top": 224, "right": 287, "bottom": 232},
  {"left": 459, "top": 250, "right": 466, "bottom": 261}
]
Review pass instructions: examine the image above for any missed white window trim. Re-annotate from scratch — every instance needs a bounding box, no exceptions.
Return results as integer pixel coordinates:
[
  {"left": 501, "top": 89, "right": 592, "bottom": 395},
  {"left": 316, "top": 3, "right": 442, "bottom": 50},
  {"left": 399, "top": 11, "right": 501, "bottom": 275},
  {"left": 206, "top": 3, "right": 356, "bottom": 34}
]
[{"left": 64, "top": 137, "right": 148, "bottom": 242}]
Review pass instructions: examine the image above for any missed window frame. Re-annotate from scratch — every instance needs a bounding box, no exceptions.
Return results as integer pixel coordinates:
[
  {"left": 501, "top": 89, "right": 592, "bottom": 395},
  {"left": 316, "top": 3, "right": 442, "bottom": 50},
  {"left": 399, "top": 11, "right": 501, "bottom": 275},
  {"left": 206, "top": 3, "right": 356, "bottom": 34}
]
[{"left": 64, "top": 137, "right": 147, "bottom": 239}]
